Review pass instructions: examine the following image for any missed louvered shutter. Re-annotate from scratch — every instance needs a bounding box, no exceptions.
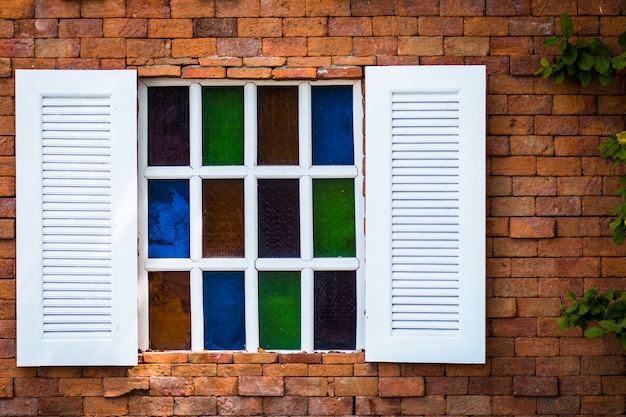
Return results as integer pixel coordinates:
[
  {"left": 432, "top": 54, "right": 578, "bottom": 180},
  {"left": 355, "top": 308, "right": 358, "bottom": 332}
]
[
  {"left": 365, "top": 66, "right": 485, "bottom": 363},
  {"left": 16, "top": 70, "right": 138, "bottom": 366}
]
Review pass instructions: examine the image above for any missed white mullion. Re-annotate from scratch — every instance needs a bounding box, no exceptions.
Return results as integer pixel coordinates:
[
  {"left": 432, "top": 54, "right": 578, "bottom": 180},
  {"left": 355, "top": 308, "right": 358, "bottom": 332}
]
[
  {"left": 244, "top": 82, "right": 259, "bottom": 352},
  {"left": 137, "top": 81, "right": 149, "bottom": 352},
  {"left": 352, "top": 81, "right": 366, "bottom": 350},
  {"left": 190, "top": 268, "right": 204, "bottom": 351},
  {"left": 189, "top": 175, "right": 202, "bottom": 262},
  {"left": 189, "top": 83, "right": 202, "bottom": 169},
  {"left": 189, "top": 84, "right": 202, "bottom": 262},
  {"left": 301, "top": 267, "right": 314, "bottom": 352}
]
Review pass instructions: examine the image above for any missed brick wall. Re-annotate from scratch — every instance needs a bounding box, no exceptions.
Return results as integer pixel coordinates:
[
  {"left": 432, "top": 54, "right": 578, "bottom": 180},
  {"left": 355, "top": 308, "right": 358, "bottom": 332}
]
[{"left": 1, "top": 0, "right": 626, "bottom": 416}]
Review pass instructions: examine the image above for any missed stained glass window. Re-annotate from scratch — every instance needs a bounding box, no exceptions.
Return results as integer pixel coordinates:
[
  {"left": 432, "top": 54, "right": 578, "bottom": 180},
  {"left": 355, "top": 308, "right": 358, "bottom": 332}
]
[{"left": 141, "top": 82, "right": 361, "bottom": 353}]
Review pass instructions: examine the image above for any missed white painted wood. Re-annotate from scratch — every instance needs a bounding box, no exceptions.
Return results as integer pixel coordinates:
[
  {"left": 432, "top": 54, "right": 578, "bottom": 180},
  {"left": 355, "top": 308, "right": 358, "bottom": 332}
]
[
  {"left": 365, "top": 66, "right": 485, "bottom": 364},
  {"left": 16, "top": 70, "right": 137, "bottom": 366}
]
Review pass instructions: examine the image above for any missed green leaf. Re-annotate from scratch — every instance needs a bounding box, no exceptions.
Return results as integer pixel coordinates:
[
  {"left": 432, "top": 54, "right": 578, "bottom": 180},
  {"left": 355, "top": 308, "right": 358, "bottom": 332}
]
[
  {"left": 618, "top": 32, "right": 626, "bottom": 49},
  {"left": 541, "top": 66, "right": 553, "bottom": 79},
  {"left": 584, "top": 327, "right": 608, "bottom": 338},
  {"left": 594, "top": 55, "right": 611, "bottom": 75},
  {"left": 576, "top": 51, "right": 594, "bottom": 70},
  {"left": 562, "top": 43, "right": 578, "bottom": 65},
  {"left": 599, "top": 320, "right": 621, "bottom": 332},
  {"left": 619, "top": 333, "right": 626, "bottom": 349},
  {"left": 557, "top": 316, "right": 569, "bottom": 329},
  {"left": 566, "top": 290, "right": 577, "bottom": 302},
  {"left": 554, "top": 69, "right": 565, "bottom": 84},
  {"left": 611, "top": 54, "right": 626, "bottom": 70},
  {"left": 561, "top": 13, "right": 573, "bottom": 39},
  {"left": 544, "top": 35, "right": 560, "bottom": 46},
  {"left": 613, "top": 223, "right": 625, "bottom": 245},
  {"left": 599, "top": 72, "right": 615, "bottom": 86},
  {"left": 589, "top": 38, "right": 612, "bottom": 56},
  {"left": 577, "top": 69, "right": 592, "bottom": 87},
  {"left": 540, "top": 57, "right": 550, "bottom": 68}
]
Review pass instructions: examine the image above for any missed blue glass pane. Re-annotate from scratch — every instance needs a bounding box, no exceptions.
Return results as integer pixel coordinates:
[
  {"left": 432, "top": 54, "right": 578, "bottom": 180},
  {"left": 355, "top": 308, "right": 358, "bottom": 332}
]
[
  {"left": 203, "top": 272, "right": 245, "bottom": 350},
  {"left": 312, "top": 86, "right": 354, "bottom": 165},
  {"left": 148, "top": 180, "right": 190, "bottom": 258}
]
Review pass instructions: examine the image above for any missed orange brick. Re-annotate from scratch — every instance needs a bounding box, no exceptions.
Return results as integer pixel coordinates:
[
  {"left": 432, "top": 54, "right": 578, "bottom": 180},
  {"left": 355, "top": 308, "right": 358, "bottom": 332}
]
[
  {"left": 127, "top": 39, "right": 170, "bottom": 57},
  {"left": 284, "top": 377, "right": 327, "bottom": 396},
  {"left": 425, "top": 376, "right": 468, "bottom": 394},
  {"left": 441, "top": 0, "right": 485, "bottom": 16},
  {"left": 103, "top": 18, "right": 147, "bottom": 38},
  {"left": 536, "top": 356, "right": 580, "bottom": 376},
  {"left": 59, "top": 377, "right": 103, "bottom": 396},
  {"left": 353, "top": 37, "right": 397, "bottom": 56},
  {"left": 398, "top": 36, "right": 443, "bottom": 56},
  {"left": 148, "top": 19, "right": 193, "bottom": 38},
  {"left": 557, "top": 257, "right": 600, "bottom": 277},
  {"left": 227, "top": 67, "right": 271, "bottom": 79},
  {"left": 217, "top": 397, "right": 263, "bottom": 416},
  {"left": 487, "top": 176, "right": 511, "bottom": 196},
  {"left": 464, "top": 17, "right": 509, "bottom": 36},
  {"left": 308, "top": 364, "right": 352, "bottom": 377},
  {"left": 490, "top": 197, "right": 535, "bottom": 216},
  {"left": 272, "top": 67, "right": 316, "bottom": 79},
  {"left": 239, "top": 375, "right": 283, "bottom": 396},
  {"left": 419, "top": 16, "right": 463, "bottom": 35},
  {"left": 149, "top": 376, "right": 193, "bottom": 396},
  {"left": 486, "top": 258, "right": 511, "bottom": 277},
  {"left": 216, "top": 0, "right": 261, "bottom": 17},
  {"left": 137, "top": 65, "right": 182, "bottom": 77},
  {"left": 263, "top": 37, "right": 306, "bottom": 56},
  {"left": 444, "top": 36, "right": 489, "bottom": 55},
  {"left": 171, "top": 0, "right": 215, "bottom": 18},
  {"left": 491, "top": 37, "right": 533, "bottom": 55},
  {"left": 511, "top": 257, "right": 556, "bottom": 277},
  {"left": 126, "top": 0, "right": 170, "bottom": 18},
  {"left": 260, "top": 0, "right": 304, "bottom": 17},
  {"left": 217, "top": 364, "right": 263, "bottom": 376},
  {"left": 308, "top": 397, "right": 353, "bottom": 416},
  {"left": 34, "top": 38, "right": 79, "bottom": 58},
  {"left": 536, "top": 196, "right": 581, "bottom": 216},
  {"left": 181, "top": 66, "right": 226, "bottom": 78},
  {"left": 59, "top": 19, "right": 102, "bottom": 38},
  {"left": 171, "top": 38, "right": 217, "bottom": 57},
  {"left": 512, "top": 177, "right": 556, "bottom": 196},
  {"left": 194, "top": 377, "right": 238, "bottom": 396},
  {"left": 379, "top": 377, "right": 424, "bottom": 397},
  {"left": 15, "top": 19, "right": 58, "bottom": 37},
  {"left": 128, "top": 397, "right": 174, "bottom": 417},
  {"left": 557, "top": 177, "right": 602, "bottom": 196},
  {"left": 305, "top": 0, "right": 350, "bottom": 17},
  {"left": 80, "top": 0, "right": 125, "bottom": 17},
  {"left": 333, "top": 377, "right": 378, "bottom": 396},
  {"left": 287, "top": 57, "right": 331, "bottom": 67},
  {"left": 517, "top": 298, "right": 561, "bottom": 318},
  {"left": 355, "top": 397, "right": 400, "bottom": 415},
  {"left": 174, "top": 397, "right": 218, "bottom": 416},
  {"left": 243, "top": 56, "right": 286, "bottom": 67},
  {"left": 489, "top": 116, "right": 534, "bottom": 135},
  {"left": 81, "top": 38, "right": 125, "bottom": 58},
  {"left": 447, "top": 395, "right": 491, "bottom": 415},
  {"left": 537, "top": 157, "right": 581, "bottom": 176},
  {"left": 38, "top": 398, "right": 82, "bottom": 417},
  {"left": 469, "top": 376, "right": 512, "bottom": 395},
  {"left": 493, "top": 396, "right": 537, "bottom": 415},
  {"left": 328, "top": 17, "right": 371, "bottom": 36},
  {"left": 490, "top": 156, "right": 536, "bottom": 175},
  {"left": 262, "top": 363, "right": 307, "bottom": 377},
  {"left": 372, "top": 16, "right": 417, "bottom": 36},
  {"left": 492, "top": 318, "right": 537, "bottom": 337},
  {"left": 0, "top": 39, "right": 34, "bottom": 57},
  {"left": 103, "top": 377, "right": 149, "bottom": 398},
  {"left": 283, "top": 17, "right": 327, "bottom": 37},
  {"left": 492, "top": 238, "right": 536, "bottom": 257},
  {"left": 35, "top": 0, "right": 79, "bottom": 18},
  {"left": 508, "top": 95, "right": 551, "bottom": 115},
  {"left": 580, "top": 115, "right": 623, "bottom": 136},
  {"left": 199, "top": 57, "right": 242, "bottom": 67},
  {"left": 487, "top": 297, "right": 517, "bottom": 318},
  {"left": 237, "top": 18, "right": 282, "bottom": 37},
  {"left": 217, "top": 38, "right": 262, "bottom": 56}
]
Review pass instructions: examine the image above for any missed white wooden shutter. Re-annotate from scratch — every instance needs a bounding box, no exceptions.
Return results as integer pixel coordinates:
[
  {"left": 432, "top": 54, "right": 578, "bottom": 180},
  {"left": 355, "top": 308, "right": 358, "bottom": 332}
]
[
  {"left": 365, "top": 66, "right": 485, "bottom": 363},
  {"left": 16, "top": 70, "right": 138, "bottom": 366}
]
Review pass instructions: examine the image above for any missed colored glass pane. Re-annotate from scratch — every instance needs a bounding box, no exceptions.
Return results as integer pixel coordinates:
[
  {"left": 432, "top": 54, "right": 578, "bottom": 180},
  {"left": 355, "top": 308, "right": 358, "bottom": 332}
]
[
  {"left": 203, "top": 272, "right": 245, "bottom": 350},
  {"left": 313, "top": 179, "right": 356, "bottom": 257},
  {"left": 202, "top": 87, "right": 244, "bottom": 166},
  {"left": 202, "top": 179, "right": 244, "bottom": 257},
  {"left": 149, "top": 271, "right": 191, "bottom": 350},
  {"left": 258, "top": 179, "right": 300, "bottom": 258},
  {"left": 148, "top": 180, "right": 190, "bottom": 258},
  {"left": 148, "top": 87, "right": 190, "bottom": 166},
  {"left": 257, "top": 86, "right": 299, "bottom": 165},
  {"left": 314, "top": 271, "right": 356, "bottom": 350},
  {"left": 312, "top": 86, "right": 354, "bottom": 165},
  {"left": 258, "top": 271, "right": 300, "bottom": 350}
]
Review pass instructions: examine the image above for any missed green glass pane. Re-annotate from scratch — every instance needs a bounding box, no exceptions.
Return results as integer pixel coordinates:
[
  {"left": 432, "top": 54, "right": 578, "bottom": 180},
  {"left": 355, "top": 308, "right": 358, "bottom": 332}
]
[
  {"left": 258, "top": 271, "right": 300, "bottom": 350},
  {"left": 313, "top": 179, "right": 356, "bottom": 257},
  {"left": 202, "top": 86, "right": 244, "bottom": 165}
]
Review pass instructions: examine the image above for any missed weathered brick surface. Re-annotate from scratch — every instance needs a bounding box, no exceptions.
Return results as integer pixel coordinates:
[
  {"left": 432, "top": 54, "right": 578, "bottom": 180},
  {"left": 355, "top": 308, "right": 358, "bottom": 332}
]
[{"left": 0, "top": 3, "right": 625, "bottom": 416}]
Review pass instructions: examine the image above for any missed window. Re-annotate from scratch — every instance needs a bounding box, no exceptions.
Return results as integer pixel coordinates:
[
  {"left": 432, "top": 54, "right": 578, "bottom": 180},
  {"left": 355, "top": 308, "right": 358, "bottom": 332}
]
[
  {"left": 137, "top": 81, "right": 364, "bottom": 353},
  {"left": 16, "top": 66, "right": 485, "bottom": 366}
]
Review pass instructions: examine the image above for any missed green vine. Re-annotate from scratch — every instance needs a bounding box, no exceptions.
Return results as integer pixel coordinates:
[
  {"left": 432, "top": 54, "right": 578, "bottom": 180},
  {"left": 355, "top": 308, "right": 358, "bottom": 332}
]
[
  {"left": 535, "top": 13, "right": 626, "bottom": 86},
  {"left": 558, "top": 288, "right": 626, "bottom": 348}
]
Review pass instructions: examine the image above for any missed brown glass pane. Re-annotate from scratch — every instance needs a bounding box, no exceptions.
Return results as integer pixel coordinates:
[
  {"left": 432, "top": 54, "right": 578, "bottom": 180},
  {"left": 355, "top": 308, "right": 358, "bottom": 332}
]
[
  {"left": 148, "top": 87, "right": 190, "bottom": 166},
  {"left": 149, "top": 271, "right": 191, "bottom": 350},
  {"left": 258, "top": 179, "right": 300, "bottom": 258},
  {"left": 202, "top": 179, "right": 245, "bottom": 257},
  {"left": 257, "top": 86, "right": 299, "bottom": 165}
]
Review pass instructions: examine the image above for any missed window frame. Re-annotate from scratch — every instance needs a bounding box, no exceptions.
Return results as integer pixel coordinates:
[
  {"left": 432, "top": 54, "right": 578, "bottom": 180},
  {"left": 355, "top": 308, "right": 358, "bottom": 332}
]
[{"left": 137, "top": 78, "right": 365, "bottom": 353}]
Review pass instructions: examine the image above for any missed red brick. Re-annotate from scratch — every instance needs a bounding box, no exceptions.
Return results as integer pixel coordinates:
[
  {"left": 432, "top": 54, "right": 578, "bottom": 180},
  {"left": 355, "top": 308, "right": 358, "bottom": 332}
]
[
  {"left": 398, "top": 36, "right": 443, "bottom": 56},
  {"left": 15, "top": 19, "right": 57, "bottom": 37},
  {"left": 444, "top": 36, "right": 489, "bottom": 56},
  {"left": 317, "top": 66, "right": 362, "bottom": 79},
  {"left": 238, "top": 376, "right": 283, "bottom": 396},
  {"left": 307, "top": 397, "right": 353, "bottom": 415},
  {"left": 464, "top": 17, "right": 508, "bottom": 36},
  {"left": 128, "top": 396, "right": 174, "bottom": 417},
  {"left": 492, "top": 318, "right": 536, "bottom": 337},
  {"left": 509, "top": 16, "right": 553, "bottom": 35},
  {"left": 535, "top": 115, "right": 579, "bottom": 135},
  {"left": 59, "top": 19, "right": 102, "bottom": 38},
  {"left": 580, "top": 115, "right": 623, "bottom": 136},
  {"left": 582, "top": 356, "right": 626, "bottom": 376},
  {"left": 537, "top": 157, "right": 582, "bottom": 176},
  {"left": 536, "top": 196, "right": 581, "bottom": 216},
  {"left": 441, "top": 0, "right": 484, "bottom": 16},
  {"left": 217, "top": 38, "right": 262, "bottom": 56},
  {"left": 556, "top": 217, "right": 600, "bottom": 237},
  {"left": 492, "top": 37, "right": 533, "bottom": 56},
  {"left": 103, "top": 19, "right": 147, "bottom": 38},
  {"left": 328, "top": 17, "right": 371, "bottom": 36},
  {"left": 355, "top": 396, "right": 400, "bottom": 415},
  {"left": 487, "top": 176, "right": 511, "bottom": 196},
  {"left": 34, "top": 38, "right": 79, "bottom": 58},
  {"left": 490, "top": 197, "right": 535, "bottom": 216},
  {"left": 513, "top": 376, "right": 558, "bottom": 396},
  {"left": 181, "top": 67, "right": 226, "bottom": 79},
  {"left": 536, "top": 356, "right": 580, "bottom": 376},
  {"left": 193, "top": 377, "right": 237, "bottom": 396},
  {"left": 149, "top": 376, "right": 193, "bottom": 396},
  {"left": 148, "top": 19, "right": 193, "bottom": 38},
  {"left": 489, "top": 116, "right": 534, "bottom": 135},
  {"left": 83, "top": 397, "right": 129, "bottom": 416},
  {"left": 424, "top": 376, "right": 467, "bottom": 395},
  {"left": 59, "top": 377, "right": 102, "bottom": 396},
  {"left": 419, "top": 17, "right": 463, "bottom": 36},
  {"left": 14, "top": 377, "right": 58, "bottom": 397},
  {"left": 333, "top": 377, "right": 378, "bottom": 396},
  {"left": 262, "top": 396, "right": 307, "bottom": 416},
  {"left": 487, "top": 297, "right": 516, "bottom": 319},
  {"left": 284, "top": 377, "right": 327, "bottom": 396},
  {"left": 137, "top": 66, "right": 181, "bottom": 78},
  {"left": 492, "top": 396, "right": 537, "bottom": 415},
  {"left": 353, "top": 37, "right": 397, "bottom": 56},
  {"left": 372, "top": 16, "right": 417, "bottom": 36},
  {"left": 0, "top": 39, "right": 34, "bottom": 57},
  {"left": 401, "top": 395, "right": 446, "bottom": 415},
  {"left": 512, "top": 177, "right": 556, "bottom": 196},
  {"left": 126, "top": 0, "right": 169, "bottom": 18},
  {"left": 38, "top": 397, "right": 82, "bottom": 416},
  {"left": 103, "top": 377, "right": 149, "bottom": 397},
  {"left": 602, "top": 376, "right": 626, "bottom": 395},
  {"left": 469, "top": 376, "right": 512, "bottom": 395},
  {"left": 581, "top": 395, "right": 625, "bottom": 415},
  {"left": 283, "top": 17, "right": 326, "bottom": 36},
  {"left": 446, "top": 395, "right": 491, "bottom": 415},
  {"left": 127, "top": 39, "right": 169, "bottom": 57},
  {"left": 557, "top": 257, "right": 600, "bottom": 277},
  {"left": 490, "top": 156, "right": 536, "bottom": 175},
  {"left": 510, "top": 217, "right": 555, "bottom": 238},
  {"left": 307, "top": 37, "right": 352, "bottom": 56},
  {"left": 560, "top": 337, "right": 604, "bottom": 356},
  {"left": 537, "top": 396, "right": 581, "bottom": 415},
  {"left": 227, "top": 67, "right": 271, "bottom": 79}
]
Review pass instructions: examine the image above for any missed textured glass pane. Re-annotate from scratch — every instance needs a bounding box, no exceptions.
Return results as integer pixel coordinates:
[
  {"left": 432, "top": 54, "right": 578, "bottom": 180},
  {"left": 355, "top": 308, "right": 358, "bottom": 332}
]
[
  {"left": 148, "top": 87, "right": 189, "bottom": 166},
  {"left": 148, "top": 180, "right": 190, "bottom": 258},
  {"left": 203, "top": 179, "right": 244, "bottom": 257},
  {"left": 203, "top": 272, "right": 245, "bottom": 350},
  {"left": 313, "top": 179, "right": 355, "bottom": 257},
  {"left": 258, "top": 271, "right": 300, "bottom": 350},
  {"left": 149, "top": 271, "right": 191, "bottom": 350},
  {"left": 258, "top": 179, "right": 300, "bottom": 258},
  {"left": 257, "top": 86, "right": 299, "bottom": 165},
  {"left": 314, "top": 271, "right": 356, "bottom": 350},
  {"left": 312, "top": 86, "right": 354, "bottom": 165},
  {"left": 203, "top": 87, "right": 244, "bottom": 166}
]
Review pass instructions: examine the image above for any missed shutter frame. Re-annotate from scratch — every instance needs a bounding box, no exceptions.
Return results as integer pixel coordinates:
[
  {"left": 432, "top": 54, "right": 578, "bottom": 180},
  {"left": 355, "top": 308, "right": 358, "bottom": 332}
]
[
  {"left": 364, "top": 66, "right": 486, "bottom": 363},
  {"left": 16, "top": 70, "right": 138, "bottom": 366}
]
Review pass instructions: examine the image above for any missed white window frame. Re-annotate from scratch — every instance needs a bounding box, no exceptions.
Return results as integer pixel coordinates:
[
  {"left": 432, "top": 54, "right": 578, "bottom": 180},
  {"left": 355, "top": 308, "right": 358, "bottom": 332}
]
[{"left": 137, "top": 79, "right": 365, "bottom": 353}]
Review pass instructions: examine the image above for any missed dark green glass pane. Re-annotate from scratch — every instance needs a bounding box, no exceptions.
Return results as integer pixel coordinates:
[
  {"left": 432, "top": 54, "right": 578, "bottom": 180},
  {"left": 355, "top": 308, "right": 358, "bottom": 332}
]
[
  {"left": 257, "top": 86, "right": 299, "bottom": 165},
  {"left": 148, "top": 87, "right": 189, "bottom": 166},
  {"left": 202, "top": 179, "right": 244, "bottom": 257},
  {"left": 258, "top": 179, "right": 300, "bottom": 258},
  {"left": 203, "top": 271, "right": 245, "bottom": 350},
  {"left": 149, "top": 271, "right": 191, "bottom": 350},
  {"left": 258, "top": 271, "right": 300, "bottom": 350},
  {"left": 313, "top": 179, "right": 356, "bottom": 257},
  {"left": 314, "top": 271, "right": 356, "bottom": 350},
  {"left": 202, "top": 87, "right": 244, "bottom": 166}
]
